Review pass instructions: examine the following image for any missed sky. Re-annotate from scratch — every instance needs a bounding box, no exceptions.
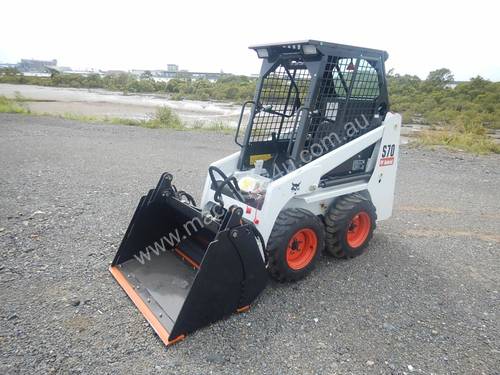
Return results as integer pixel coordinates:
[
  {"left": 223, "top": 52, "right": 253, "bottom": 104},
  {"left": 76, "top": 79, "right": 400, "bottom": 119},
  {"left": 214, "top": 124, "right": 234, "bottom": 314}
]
[{"left": 1, "top": 0, "right": 499, "bottom": 81}]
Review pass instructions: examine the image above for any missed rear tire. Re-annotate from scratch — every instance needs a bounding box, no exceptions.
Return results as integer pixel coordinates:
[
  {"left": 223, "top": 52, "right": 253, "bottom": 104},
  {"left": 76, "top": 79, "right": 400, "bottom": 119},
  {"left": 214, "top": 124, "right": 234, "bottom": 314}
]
[
  {"left": 324, "top": 192, "right": 377, "bottom": 258},
  {"left": 266, "top": 208, "right": 325, "bottom": 282}
]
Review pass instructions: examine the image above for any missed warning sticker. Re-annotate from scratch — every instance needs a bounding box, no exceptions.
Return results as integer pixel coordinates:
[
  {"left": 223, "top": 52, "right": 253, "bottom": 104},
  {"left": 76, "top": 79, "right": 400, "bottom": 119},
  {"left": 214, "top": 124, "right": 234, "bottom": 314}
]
[
  {"left": 249, "top": 153, "right": 272, "bottom": 165},
  {"left": 379, "top": 157, "right": 395, "bottom": 167}
]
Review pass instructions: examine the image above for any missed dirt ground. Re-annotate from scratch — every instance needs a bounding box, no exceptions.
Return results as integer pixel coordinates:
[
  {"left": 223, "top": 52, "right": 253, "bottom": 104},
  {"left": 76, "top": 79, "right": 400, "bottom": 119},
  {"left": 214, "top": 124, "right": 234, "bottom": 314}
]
[
  {"left": 0, "top": 114, "right": 499, "bottom": 374},
  {"left": 0, "top": 84, "right": 243, "bottom": 125}
]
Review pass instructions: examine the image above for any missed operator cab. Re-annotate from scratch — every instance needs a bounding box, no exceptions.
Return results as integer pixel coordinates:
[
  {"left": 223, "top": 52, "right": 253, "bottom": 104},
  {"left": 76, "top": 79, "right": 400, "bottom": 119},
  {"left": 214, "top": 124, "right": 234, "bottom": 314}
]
[
  {"left": 235, "top": 40, "right": 389, "bottom": 181},
  {"left": 213, "top": 41, "right": 390, "bottom": 209}
]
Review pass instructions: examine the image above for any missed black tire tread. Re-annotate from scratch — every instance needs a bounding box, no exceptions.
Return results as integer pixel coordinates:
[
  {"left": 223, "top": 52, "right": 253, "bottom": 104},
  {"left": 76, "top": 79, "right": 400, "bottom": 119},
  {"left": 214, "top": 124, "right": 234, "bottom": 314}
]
[
  {"left": 324, "top": 192, "right": 377, "bottom": 258},
  {"left": 266, "top": 208, "right": 324, "bottom": 282}
]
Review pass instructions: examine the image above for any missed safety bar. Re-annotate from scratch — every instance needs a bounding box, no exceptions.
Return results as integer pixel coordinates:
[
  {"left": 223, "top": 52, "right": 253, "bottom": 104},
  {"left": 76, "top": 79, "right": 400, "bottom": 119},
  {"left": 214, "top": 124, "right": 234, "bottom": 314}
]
[
  {"left": 234, "top": 101, "right": 256, "bottom": 147},
  {"left": 286, "top": 107, "right": 310, "bottom": 156}
]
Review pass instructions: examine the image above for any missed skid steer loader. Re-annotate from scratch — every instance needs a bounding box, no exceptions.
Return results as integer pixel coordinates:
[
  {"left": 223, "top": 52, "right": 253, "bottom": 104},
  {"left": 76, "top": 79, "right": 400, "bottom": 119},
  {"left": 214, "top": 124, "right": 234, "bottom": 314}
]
[{"left": 110, "top": 40, "right": 401, "bottom": 346}]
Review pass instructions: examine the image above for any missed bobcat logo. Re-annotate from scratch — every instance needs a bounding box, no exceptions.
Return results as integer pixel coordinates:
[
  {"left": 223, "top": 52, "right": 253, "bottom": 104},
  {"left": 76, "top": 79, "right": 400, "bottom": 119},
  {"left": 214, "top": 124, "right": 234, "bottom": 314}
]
[{"left": 291, "top": 182, "right": 301, "bottom": 192}]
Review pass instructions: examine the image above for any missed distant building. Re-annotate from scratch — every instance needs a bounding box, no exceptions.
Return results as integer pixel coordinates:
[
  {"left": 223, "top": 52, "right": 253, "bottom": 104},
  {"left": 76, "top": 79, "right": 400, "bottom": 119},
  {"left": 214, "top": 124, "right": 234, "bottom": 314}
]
[
  {"left": 3, "top": 57, "right": 256, "bottom": 82},
  {"left": 130, "top": 69, "right": 146, "bottom": 77},
  {"left": 105, "top": 70, "right": 127, "bottom": 75},
  {"left": 45, "top": 65, "right": 102, "bottom": 77},
  {"left": 0, "top": 63, "right": 17, "bottom": 69},
  {"left": 167, "top": 64, "right": 179, "bottom": 72},
  {"left": 188, "top": 71, "right": 226, "bottom": 81},
  {"left": 17, "top": 59, "right": 57, "bottom": 73},
  {"left": 128, "top": 66, "right": 228, "bottom": 82}
]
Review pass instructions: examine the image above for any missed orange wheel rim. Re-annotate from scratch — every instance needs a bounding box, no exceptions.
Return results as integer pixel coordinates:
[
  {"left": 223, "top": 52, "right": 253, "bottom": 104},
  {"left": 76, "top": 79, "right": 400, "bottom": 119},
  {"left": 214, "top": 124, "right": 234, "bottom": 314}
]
[
  {"left": 286, "top": 228, "right": 318, "bottom": 270},
  {"left": 346, "top": 211, "right": 371, "bottom": 248}
]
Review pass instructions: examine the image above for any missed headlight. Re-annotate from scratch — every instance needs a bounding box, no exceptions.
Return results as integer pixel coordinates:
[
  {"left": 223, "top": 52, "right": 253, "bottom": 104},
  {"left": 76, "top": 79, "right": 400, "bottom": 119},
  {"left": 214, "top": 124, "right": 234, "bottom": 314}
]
[
  {"left": 301, "top": 44, "right": 317, "bottom": 55},
  {"left": 256, "top": 48, "right": 269, "bottom": 58}
]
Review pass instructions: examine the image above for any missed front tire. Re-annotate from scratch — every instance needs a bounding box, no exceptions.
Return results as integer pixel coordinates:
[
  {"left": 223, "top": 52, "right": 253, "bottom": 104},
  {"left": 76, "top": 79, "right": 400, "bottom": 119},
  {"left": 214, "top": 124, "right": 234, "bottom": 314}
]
[
  {"left": 266, "top": 208, "right": 325, "bottom": 282},
  {"left": 324, "top": 192, "right": 377, "bottom": 258}
]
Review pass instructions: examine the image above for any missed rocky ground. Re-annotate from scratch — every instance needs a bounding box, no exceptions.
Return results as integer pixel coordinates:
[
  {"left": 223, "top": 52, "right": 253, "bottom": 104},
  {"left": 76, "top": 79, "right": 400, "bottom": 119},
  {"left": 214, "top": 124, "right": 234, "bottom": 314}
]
[{"left": 0, "top": 114, "right": 498, "bottom": 374}]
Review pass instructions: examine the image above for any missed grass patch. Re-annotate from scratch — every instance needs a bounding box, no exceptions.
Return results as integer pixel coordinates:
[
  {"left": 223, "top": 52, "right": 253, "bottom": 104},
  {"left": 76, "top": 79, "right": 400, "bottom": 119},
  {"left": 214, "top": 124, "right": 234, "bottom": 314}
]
[
  {"left": 188, "top": 120, "right": 234, "bottom": 133},
  {"left": 1, "top": 93, "right": 185, "bottom": 130},
  {"left": 2, "top": 94, "right": 186, "bottom": 130},
  {"left": 35, "top": 111, "right": 142, "bottom": 127},
  {"left": 0, "top": 96, "right": 226, "bottom": 133},
  {"left": 13, "top": 91, "right": 56, "bottom": 103},
  {"left": 50, "top": 107, "right": 185, "bottom": 130},
  {"left": 150, "top": 106, "right": 184, "bottom": 129},
  {"left": 0, "top": 95, "right": 30, "bottom": 114},
  {"left": 415, "top": 122, "right": 500, "bottom": 154},
  {"left": 203, "top": 121, "right": 233, "bottom": 134},
  {"left": 54, "top": 112, "right": 107, "bottom": 123},
  {"left": 103, "top": 117, "right": 143, "bottom": 126}
]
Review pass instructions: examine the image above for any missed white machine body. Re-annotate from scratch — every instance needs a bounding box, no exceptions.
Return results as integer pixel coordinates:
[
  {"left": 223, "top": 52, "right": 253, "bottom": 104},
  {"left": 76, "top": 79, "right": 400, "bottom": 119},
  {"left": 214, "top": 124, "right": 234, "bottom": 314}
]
[{"left": 201, "top": 112, "right": 401, "bottom": 260}]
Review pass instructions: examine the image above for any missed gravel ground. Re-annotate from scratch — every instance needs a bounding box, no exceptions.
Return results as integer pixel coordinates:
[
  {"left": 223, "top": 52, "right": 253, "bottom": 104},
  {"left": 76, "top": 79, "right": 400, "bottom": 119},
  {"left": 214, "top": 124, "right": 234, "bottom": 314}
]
[{"left": 0, "top": 114, "right": 499, "bottom": 375}]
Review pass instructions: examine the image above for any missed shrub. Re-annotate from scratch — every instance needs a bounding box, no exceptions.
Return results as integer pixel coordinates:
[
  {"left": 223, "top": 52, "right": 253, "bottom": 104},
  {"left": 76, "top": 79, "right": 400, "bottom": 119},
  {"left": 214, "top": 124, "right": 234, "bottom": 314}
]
[
  {"left": 416, "top": 128, "right": 500, "bottom": 154},
  {"left": 0, "top": 95, "right": 30, "bottom": 114},
  {"left": 152, "top": 107, "right": 184, "bottom": 129}
]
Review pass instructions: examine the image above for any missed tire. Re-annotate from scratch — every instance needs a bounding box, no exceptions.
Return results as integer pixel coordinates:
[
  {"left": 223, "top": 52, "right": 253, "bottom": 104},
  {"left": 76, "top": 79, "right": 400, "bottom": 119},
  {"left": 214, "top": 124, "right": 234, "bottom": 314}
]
[
  {"left": 266, "top": 208, "right": 325, "bottom": 282},
  {"left": 324, "top": 192, "right": 377, "bottom": 258}
]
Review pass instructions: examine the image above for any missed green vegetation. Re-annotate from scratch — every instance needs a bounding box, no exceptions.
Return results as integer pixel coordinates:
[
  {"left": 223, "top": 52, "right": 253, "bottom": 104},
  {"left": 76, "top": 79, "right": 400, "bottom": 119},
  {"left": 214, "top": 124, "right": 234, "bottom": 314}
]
[
  {"left": 1, "top": 66, "right": 499, "bottom": 153},
  {"left": 166, "top": 76, "right": 255, "bottom": 101},
  {"left": 40, "top": 107, "right": 188, "bottom": 130},
  {"left": 149, "top": 106, "right": 184, "bottom": 129},
  {"left": 0, "top": 94, "right": 233, "bottom": 132},
  {"left": 388, "top": 68, "right": 500, "bottom": 153},
  {"left": 0, "top": 68, "right": 256, "bottom": 102},
  {"left": 388, "top": 69, "right": 500, "bottom": 129},
  {"left": 415, "top": 128, "right": 500, "bottom": 154},
  {"left": 0, "top": 95, "right": 30, "bottom": 114}
]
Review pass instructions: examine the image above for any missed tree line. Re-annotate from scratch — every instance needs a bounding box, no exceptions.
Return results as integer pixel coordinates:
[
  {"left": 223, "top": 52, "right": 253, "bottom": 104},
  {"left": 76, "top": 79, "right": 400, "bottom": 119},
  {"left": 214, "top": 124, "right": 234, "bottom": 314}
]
[
  {"left": 388, "top": 68, "right": 499, "bottom": 130},
  {"left": 0, "top": 68, "right": 256, "bottom": 102},
  {"left": 1, "top": 66, "right": 498, "bottom": 130}
]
